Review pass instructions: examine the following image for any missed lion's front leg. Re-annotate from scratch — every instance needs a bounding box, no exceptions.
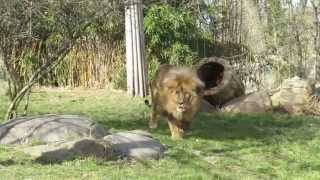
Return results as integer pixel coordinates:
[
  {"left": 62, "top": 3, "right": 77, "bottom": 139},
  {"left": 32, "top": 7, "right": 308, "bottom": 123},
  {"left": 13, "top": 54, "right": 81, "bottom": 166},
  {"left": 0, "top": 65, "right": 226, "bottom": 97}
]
[
  {"left": 167, "top": 119, "right": 184, "bottom": 139},
  {"left": 181, "top": 120, "right": 191, "bottom": 132}
]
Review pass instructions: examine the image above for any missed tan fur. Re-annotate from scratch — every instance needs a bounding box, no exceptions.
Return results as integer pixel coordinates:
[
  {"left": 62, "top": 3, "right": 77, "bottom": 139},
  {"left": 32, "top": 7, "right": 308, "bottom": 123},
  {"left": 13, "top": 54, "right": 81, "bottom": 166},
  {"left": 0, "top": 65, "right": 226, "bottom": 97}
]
[{"left": 149, "top": 64, "right": 204, "bottom": 139}]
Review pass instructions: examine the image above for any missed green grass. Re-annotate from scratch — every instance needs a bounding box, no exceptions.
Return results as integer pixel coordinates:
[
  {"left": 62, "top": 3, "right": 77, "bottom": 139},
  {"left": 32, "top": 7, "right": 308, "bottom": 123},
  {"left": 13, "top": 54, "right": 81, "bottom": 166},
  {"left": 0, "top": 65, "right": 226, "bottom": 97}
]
[{"left": 1, "top": 85, "right": 320, "bottom": 179}]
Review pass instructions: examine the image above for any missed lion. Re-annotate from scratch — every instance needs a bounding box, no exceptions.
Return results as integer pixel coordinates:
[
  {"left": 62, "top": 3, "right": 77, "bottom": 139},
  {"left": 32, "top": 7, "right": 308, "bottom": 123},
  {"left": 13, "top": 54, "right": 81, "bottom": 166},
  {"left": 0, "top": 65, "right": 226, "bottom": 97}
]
[{"left": 146, "top": 64, "right": 205, "bottom": 139}]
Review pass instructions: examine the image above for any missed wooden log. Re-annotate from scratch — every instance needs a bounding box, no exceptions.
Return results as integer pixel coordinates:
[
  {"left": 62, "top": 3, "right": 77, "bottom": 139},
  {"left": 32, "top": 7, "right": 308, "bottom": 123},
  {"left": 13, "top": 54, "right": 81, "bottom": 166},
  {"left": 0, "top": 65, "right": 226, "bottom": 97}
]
[{"left": 196, "top": 57, "right": 245, "bottom": 106}]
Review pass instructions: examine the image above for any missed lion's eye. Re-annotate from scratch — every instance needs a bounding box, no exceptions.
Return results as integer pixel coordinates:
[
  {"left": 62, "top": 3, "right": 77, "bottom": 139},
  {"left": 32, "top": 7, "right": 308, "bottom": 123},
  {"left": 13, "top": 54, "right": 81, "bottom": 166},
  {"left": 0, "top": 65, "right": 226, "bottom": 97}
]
[{"left": 167, "top": 87, "right": 175, "bottom": 93}]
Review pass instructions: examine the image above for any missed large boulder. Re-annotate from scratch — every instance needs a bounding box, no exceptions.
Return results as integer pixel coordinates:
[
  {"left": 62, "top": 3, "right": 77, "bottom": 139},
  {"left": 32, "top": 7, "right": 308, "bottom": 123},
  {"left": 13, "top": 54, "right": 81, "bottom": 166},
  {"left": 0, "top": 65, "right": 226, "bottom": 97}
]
[
  {"left": 222, "top": 91, "right": 272, "bottom": 113},
  {"left": 22, "top": 138, "right": 112, "bottom": 162},
  {"left": 199, "top": 99, "right": 217, "bottom": 112},
  {"left": 0, "top": 114, "right": 108, "bottom": 145},
  {"left": 23, "top": 130, "right": 165, "bottom": 162},
  {"left": 104, "top": 130, "right": 165, "bottom": 160},
  {"left": 0, "top": 114, "right": 166, "bottom": 161},
  {"left": 303, "top": 85, "right": 320, "bottom": 116},
  {"left": 271, "top": 76, "right": 315, "bottom": 114}
]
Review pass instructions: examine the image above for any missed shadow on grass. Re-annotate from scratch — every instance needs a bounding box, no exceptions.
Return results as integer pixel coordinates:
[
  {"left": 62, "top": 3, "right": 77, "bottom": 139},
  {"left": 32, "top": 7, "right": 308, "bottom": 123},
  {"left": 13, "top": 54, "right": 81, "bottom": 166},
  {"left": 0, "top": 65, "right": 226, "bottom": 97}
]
[
  {"left": 166, "top": 147, "right": 234, "bottom": 179},
  {"left": 1, "top": 109, "right": 315, "bottom": 167},
  {"left": 95, "top": 110, "right": 320, "bottom": 143},
  {"left": 188, "top": 113, "right": 319, "bottom": 142},
  {"left": 0, "top": 159, "right": 15, "bottom": 166}
]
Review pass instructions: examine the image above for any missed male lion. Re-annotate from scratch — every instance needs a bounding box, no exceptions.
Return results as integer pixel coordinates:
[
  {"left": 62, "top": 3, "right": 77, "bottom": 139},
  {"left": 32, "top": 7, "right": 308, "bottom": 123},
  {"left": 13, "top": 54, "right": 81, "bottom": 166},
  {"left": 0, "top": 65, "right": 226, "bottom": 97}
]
[{"left": 147, "top": 64, "right": 205, "bottom": 139}]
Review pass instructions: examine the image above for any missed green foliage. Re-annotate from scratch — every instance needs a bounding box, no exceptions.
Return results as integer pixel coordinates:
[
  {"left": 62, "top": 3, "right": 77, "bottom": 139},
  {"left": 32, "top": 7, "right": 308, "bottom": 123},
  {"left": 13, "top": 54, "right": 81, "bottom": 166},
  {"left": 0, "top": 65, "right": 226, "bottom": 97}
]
[
  {"left": 17, "top": 52, "right": 40, "bottom": 83},
  {"left": 83, "top": 3, "right": 123, "bottom": 40},
  {"left": 0, "top": 0, "right": 123, "bottom": 89},
  {"left": 147, "top": 55, "right": 160, "bottom": 81},
  {"left": 144, "top": 4, "right": 202, "bottom": 65},
  {"left": 164, "top": 42, "right": 196, "bottom": 66},
  {"left": 1, "top": 0, "right": 318, "bottom": 91},
  {"left": 266, "top": 0, "right": 288, "bottom": 44},
  {"left": 264, "top": 0, "right": 315, "bottom": 80},
  {"left": 1, "top": 1, "right": 219, "bottom": 89}
]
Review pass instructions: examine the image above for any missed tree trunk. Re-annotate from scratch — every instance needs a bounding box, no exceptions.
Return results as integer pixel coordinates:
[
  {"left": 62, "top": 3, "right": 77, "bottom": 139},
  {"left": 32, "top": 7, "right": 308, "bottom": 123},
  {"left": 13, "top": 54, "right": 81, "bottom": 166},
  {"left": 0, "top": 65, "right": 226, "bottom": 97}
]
[
  {"left": 125, "top": 0, "right": 147, "bottom": 97},
  {"left": 311, "top": 1, "right": 320, "bottom": 81}
]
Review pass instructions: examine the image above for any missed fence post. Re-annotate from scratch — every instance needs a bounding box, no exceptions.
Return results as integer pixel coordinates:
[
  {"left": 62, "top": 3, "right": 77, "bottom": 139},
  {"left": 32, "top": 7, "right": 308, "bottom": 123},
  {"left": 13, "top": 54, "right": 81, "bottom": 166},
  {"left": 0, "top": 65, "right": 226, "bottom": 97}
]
[{"left": 125, "top": 0, "right": 147, "bottom": 97}]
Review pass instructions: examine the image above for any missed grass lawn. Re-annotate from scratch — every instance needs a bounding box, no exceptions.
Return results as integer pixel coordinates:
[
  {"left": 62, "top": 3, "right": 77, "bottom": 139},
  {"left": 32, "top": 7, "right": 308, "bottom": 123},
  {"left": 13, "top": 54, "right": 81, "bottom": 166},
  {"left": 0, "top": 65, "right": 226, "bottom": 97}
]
[{"left": 1, "top": 83, "right": 320, "bottom": 179}]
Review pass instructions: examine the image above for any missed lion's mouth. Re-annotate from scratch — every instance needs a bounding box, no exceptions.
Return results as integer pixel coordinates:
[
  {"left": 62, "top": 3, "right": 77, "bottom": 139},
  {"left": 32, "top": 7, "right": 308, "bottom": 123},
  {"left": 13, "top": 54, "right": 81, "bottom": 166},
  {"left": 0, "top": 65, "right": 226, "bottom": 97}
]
[{"left": 177, "top": 105, "right": 187, "bottom": 112}]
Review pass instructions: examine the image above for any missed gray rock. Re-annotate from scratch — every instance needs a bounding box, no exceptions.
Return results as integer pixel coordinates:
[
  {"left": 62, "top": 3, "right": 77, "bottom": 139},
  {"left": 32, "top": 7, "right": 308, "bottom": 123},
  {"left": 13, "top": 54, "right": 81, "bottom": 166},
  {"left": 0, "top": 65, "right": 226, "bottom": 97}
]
[
  {"left": 0, "top": 114, "right": 108, "bottom": 145},
  {"left": 271, "top": 76, "right": 315, "bottom": 114},
  {"left": 22, "top": 138, "right": 112, "bottom": 162},
  {"left": 222, "top": 91, "right": 272, "bottom": 113},
  {"left": 199, "top": 99, "right": 216, "bottom": 113},
  {"left": 104, "top": 130, "right": 165, "bottom": 160},
  {"left": 127, "top": 129, "right": 153, "bottom": 138}
]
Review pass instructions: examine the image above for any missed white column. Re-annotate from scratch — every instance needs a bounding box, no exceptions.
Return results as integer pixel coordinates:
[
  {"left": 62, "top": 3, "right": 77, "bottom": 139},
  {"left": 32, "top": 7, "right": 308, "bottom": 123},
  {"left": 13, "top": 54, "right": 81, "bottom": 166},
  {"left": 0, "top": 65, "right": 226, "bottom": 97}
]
[
  {"left": 125, "top": 0, "right": 147, "bottom": 97},
  {"left": 125, "top": 0, "right": 134, "bottom": 95}
]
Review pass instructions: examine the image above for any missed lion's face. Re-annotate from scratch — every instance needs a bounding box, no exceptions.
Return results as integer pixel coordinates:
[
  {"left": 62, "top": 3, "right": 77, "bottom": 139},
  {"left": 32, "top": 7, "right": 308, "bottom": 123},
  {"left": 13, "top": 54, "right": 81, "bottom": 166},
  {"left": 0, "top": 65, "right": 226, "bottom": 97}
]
[
  {"left": 166, "top": 86, "right": 197, "bottom": 112},
  {"left": 163, "top": 72, "right": 204, "bottom": 113}
]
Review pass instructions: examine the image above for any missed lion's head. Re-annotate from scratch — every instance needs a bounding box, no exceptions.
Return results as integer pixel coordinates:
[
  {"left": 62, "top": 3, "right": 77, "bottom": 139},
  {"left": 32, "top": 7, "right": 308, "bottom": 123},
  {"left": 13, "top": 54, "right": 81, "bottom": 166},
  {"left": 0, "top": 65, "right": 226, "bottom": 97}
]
[
  {"left": 162, "top": 68, "right": 205, "bottom": 114},
  {"left": 149, "top": 65, "right": 205, "bottom": 139}
]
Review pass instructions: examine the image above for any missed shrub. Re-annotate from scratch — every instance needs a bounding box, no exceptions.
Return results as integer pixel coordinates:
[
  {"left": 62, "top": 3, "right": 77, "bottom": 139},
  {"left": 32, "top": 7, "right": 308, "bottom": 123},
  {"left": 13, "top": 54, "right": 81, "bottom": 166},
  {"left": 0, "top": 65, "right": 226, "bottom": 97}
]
[{"left": 144, "top": 4, "right": 201, "bottom": 66}]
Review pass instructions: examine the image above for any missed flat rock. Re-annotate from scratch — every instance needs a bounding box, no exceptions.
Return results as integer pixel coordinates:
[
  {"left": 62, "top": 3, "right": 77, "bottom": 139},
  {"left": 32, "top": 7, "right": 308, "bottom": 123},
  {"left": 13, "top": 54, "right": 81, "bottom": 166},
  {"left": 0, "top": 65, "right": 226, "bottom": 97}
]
[
  {"left": 222, "top": 91, "right": 272, "bottom": 113},
  {"left": 0, "top": 114, "right": 108, "bottom": 145},
  {"left": 104, "top": 130, "right": 165, "bottom": 160},
  {"left": 22, "top": 138, "right": 112, "bottom": 162}
]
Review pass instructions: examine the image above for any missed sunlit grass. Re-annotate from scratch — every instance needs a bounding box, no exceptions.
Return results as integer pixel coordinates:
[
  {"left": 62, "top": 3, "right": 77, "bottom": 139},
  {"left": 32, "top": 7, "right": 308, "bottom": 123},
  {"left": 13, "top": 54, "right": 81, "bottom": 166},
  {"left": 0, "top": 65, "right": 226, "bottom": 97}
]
[{"left": 1, "top": 86, "right": 320, "bottom": 179}]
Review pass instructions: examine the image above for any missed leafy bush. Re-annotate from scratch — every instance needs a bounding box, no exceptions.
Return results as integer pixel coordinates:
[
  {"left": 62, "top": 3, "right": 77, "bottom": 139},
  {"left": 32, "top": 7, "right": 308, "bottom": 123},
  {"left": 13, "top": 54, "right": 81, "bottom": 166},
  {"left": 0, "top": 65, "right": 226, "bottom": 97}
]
[
  {"left": 144, "top": 4, "right": 201, "bottom": 66},
  {"left": 0, "top": 0, "right": 124, "bottom": 88},
  {"left": 147, "top": 55, "right": 160, "bottom": 81},
  {"left": 164, "top": 42, "right": 195, "bottom": 66}
]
